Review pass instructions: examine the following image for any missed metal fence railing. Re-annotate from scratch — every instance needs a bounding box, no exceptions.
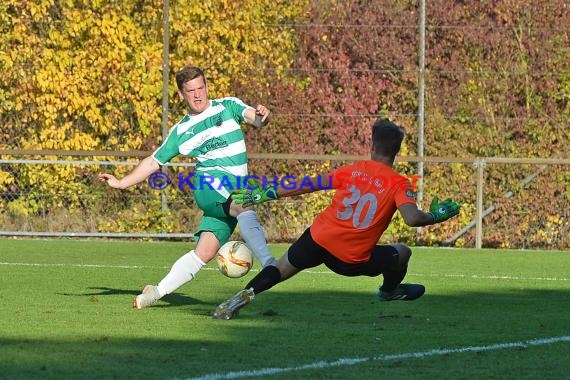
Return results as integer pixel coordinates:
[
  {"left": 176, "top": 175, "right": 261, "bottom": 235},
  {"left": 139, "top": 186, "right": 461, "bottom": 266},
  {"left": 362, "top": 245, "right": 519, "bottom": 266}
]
[{"left": 1, "top": 151, "right": 568, "bottom": 250}]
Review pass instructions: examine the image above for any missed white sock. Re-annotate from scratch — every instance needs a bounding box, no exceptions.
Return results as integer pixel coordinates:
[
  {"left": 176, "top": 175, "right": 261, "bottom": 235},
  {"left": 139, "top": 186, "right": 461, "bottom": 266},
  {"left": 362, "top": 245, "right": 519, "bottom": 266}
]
[
  {"left": 157, "top": 250, "right": 205, "bottom": 297},
  {"left": 237, "top": 210, "right": 277, "bottom": 267}
]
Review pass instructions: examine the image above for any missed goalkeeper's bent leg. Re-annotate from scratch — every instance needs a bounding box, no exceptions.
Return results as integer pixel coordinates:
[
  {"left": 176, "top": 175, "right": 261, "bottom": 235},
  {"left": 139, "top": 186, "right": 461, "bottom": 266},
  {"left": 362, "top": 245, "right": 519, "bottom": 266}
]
[
  {"left": 245, "top": 265, "right": 282, "bottom": 295},
  {"left": 380, "top": 244, "right": 412, "bottom": 293},
  {"left": 380, "top": 265, "right": 408, "bottom": 293}
]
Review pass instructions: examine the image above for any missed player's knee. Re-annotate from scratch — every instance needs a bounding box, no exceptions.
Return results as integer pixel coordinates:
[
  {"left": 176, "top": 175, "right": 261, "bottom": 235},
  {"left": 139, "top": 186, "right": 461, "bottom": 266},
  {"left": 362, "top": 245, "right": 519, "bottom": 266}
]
[
  {"left": 275, "top": 252, "right": 300, "bottom": 280},
  {"left": 195, "top": 232, "right": 221, "bottom": 262},
  {"left": 393, "top": 243, "right": 412, "bottom": 265},
  {"left": 227, "top": 200, "right": 254, "bottom": 218},
  {"left": 195, "top": 248, "right": 217, "bottom": 263}
]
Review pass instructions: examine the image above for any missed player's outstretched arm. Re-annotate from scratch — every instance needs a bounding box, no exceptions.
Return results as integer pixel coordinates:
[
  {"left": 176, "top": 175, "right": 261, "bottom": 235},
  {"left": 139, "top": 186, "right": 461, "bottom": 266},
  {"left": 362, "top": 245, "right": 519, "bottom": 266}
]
[
  {"left": 232, "top": 175, "right": 333, "bottom": 207},
  {"left": 398, "top": 197, "right": 461, "bottom": 227},
  {"left": 98, "top": 156, "right": 160, "bottom": 189},
  {"left": 244, "top": 104, "right": 270, "bottom": 128}
]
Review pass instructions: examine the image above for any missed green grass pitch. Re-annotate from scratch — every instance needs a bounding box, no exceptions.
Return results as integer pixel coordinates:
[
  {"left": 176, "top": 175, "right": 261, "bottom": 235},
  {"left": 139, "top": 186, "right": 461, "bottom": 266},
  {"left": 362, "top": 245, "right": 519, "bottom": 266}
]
[{"left": 0, "top": 238, "right": 568, "bottom": 379}]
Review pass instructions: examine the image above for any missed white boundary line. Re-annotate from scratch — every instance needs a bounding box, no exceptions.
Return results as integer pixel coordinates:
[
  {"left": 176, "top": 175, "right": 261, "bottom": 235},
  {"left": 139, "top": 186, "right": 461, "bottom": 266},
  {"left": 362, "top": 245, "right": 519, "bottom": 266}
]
[
  {"left": 1, "top": 262, "right": 569, "bottom": 281},
  {"left": 407, "top": 272, "right": 570, "bottom": 282},
  {"left": 0, "top": 262, "right": 167, "bottom": 269},
  {"left": 185, "top": 336, "right": 570, "bottom": 380}
]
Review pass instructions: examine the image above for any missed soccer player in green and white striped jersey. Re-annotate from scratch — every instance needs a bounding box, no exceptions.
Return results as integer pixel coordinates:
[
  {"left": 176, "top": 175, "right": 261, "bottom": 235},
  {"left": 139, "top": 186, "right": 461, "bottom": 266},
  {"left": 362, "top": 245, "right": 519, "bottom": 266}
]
[{"left": 99, "top": 66, "right": 277, "bottom": 309}]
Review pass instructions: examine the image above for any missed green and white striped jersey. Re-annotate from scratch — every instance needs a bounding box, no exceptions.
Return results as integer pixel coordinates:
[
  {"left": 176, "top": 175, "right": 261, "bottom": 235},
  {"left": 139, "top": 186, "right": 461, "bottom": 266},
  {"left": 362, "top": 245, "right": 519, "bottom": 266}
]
[{"left": 152, "top": 97, "right": 252, "bottom": 177}]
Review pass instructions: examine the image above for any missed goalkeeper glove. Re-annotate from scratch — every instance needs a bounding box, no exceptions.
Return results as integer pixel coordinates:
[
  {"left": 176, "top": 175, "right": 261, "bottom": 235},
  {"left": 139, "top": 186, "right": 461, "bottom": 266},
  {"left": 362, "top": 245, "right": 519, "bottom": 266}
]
[
  {"left": 428, "top": 196, "right": 461, "bottom": 223},
  {"left": 232, "top": 179, "right": 279, "bottom": 207}
]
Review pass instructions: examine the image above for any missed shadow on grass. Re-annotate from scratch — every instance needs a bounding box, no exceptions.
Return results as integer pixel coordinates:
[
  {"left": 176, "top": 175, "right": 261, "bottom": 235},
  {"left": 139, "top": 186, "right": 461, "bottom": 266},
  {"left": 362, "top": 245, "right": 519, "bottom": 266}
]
[
  {"left": 58, "top": 287, "right": 207, "bottom": 307},
  {"left": 2, "top": 288, "right": 569, "bottom": 380}
]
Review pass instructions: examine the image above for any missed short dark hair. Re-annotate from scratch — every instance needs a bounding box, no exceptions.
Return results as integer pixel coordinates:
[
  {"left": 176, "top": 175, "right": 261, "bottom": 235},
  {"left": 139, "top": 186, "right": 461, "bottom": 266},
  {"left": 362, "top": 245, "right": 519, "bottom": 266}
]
[
  {"left": 175, "top": 66, "right": 205, "bottom": 90},
  {"left": 371, "top": 119, "right": 404, "bottom": 157}
]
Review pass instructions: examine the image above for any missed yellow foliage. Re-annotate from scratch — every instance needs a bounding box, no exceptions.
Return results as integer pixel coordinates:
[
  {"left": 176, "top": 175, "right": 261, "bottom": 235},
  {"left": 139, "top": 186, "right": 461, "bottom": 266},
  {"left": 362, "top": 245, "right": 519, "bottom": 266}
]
[
  {"left": 1, "top": 0, "right": 309, "bottom": 222},
  {"left": 169, "top": 0, "right": 308, "bottom": 99},
  {"left": 0, "top": 170, "right": 14, "bottom": 188},
  {"left": 2, "top": 0, "right": 308, "bottom": 150}
]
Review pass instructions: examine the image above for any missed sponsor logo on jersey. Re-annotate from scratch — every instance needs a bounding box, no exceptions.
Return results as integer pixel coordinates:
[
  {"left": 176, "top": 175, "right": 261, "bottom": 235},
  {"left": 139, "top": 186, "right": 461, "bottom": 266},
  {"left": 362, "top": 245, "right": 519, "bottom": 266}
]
[
  {"left": 200, "top": 137, "right": 228, "bottom": 153},
  {"left": 406, "top": 190, "right": 417, "bottom": 199}
]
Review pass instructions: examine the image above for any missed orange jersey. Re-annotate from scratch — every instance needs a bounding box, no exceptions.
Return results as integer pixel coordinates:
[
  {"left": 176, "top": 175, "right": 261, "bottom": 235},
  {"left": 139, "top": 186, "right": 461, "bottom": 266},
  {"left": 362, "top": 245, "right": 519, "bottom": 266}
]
[{"left": 310, "top": 160, "right": 417, "bottom": 263}]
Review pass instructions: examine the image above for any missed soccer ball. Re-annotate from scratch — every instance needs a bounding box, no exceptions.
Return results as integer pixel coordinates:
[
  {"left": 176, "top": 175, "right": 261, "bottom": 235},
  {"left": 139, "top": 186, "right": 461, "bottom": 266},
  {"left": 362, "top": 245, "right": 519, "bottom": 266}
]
[{"left": 216, "top": 241, "right": 254, "bottom": 278}]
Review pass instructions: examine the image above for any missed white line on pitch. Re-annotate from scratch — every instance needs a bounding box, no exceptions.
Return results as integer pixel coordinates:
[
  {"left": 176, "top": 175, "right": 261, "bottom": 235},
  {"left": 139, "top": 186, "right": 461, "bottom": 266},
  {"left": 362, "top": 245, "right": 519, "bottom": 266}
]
[
  {"left": 409, "top": 272, "right": 570, "bottom": 282},
  {"left": 0, "top": 261, "right": 253, "bottom": 271},
  {"left": 0, "top": 261, "right": 168, "bottom": 269},
  {"left": 0, "top": 262, "right": 568, "bottom": 282},
  {"left": 304, "top": 269, "right": 570, "bottom": 281},
  {"left": 303, "top": 269, "right": 570, "bottom": 282},
  {"left": 184, "top": 336, "right": 570, "bottom": 380}
]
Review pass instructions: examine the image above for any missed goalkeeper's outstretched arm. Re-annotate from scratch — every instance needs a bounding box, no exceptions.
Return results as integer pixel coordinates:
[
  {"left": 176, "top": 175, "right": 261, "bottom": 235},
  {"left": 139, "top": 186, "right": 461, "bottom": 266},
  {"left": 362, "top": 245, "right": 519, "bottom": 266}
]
[
  {"left": 398, "top": 197, "right": 461, "bottom": 227},
  {"left": 232, "top": 175, "right": 333, "bottom": 207},
  {"left": 398, "top": 203, "right": 440, "bottom": 227},
  {"left": 275, "top": 174, "right": 334, "bottom": 198}
]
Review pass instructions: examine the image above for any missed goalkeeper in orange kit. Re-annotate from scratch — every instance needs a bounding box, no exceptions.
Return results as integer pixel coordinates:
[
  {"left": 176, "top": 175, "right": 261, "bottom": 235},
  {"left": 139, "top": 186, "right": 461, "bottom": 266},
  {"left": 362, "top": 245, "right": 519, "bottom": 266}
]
[{"left": 213, "top": 119, "right": 461, "bottom": 320}]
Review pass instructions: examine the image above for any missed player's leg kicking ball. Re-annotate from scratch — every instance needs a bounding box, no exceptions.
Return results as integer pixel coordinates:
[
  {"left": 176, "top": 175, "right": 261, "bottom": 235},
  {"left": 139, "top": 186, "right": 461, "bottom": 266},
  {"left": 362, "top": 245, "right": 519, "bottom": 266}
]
[{"left": 133, "top": 285, "right": 161, "bottom": 309}]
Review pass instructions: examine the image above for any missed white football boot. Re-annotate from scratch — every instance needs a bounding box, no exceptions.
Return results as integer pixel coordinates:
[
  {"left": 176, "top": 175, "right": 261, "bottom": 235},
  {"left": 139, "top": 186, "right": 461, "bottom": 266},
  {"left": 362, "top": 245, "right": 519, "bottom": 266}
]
[{"left": 133, "top": 285, "right": 161, "bottom": 309}]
